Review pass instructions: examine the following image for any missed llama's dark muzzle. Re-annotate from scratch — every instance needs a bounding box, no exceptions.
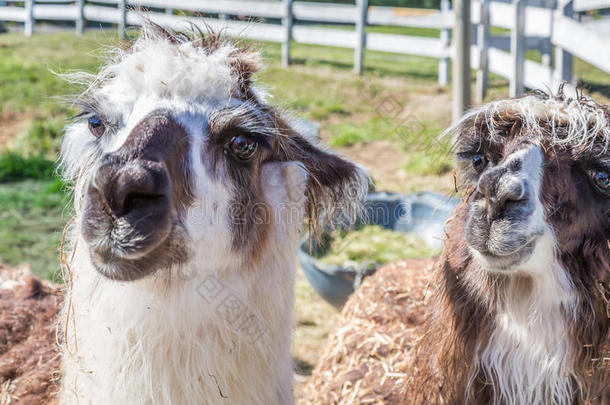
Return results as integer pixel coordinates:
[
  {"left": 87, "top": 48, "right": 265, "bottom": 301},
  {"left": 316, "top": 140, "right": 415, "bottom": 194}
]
[
  {"left": 465, "top": 145, "right": 545, "bottom": 270},
  {"left": 82, "top": 110, "right": 192, "bottom": 281},
  {"left": 93, "top": 157, "right": 171, "bottom": 219},
  {"left": 84, "top": 156, "right": 172, "bottom": 250}
]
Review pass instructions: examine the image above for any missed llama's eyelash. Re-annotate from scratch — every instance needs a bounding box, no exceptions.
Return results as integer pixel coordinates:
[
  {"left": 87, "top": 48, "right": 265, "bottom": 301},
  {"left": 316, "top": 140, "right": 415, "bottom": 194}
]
[
  {"left": 71, "top": 97, "right": 120, "bottom": 130},
  {"left": 71, "top": 110, "right": 96, "bottom": 122},
  {"left": 74, "top": 112, "right": 121, "bottom": 140},
  {"left": 456, "top": 151, "right": 483, "bottom": 160},
  {"left": 228, "top": 131, "right": 271, "bottom": 149},
  {"left": 217, "top": 125, "right": 272, "bottom": 151}
]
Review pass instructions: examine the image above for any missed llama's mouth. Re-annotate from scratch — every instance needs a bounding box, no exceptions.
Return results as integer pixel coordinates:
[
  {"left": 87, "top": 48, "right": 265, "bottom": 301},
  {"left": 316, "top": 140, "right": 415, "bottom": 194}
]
[
  {"left": 82, "top": 171, "right": 186, "bottom": 281},
  {"left": 465, "top": 183, "right": 545, "bottom": 272},
  {"left": 465, "top": 205, "right": 545, "bottom": 272},
  {"left": 470, "top": 234, "right": 540, "bottom": 272},
  {"left": 87, "top": 225, "right": 190, "bottom": 281}
]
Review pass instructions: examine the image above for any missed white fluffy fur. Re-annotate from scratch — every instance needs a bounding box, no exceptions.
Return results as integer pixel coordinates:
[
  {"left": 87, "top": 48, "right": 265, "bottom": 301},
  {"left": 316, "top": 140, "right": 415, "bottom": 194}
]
[
  {"left": 59, "top": 29, "right": 311, "bottom": 405},
  {"left": 60, "top": 32, "right": 247, "bottom": 214},
  {"left": 470, "top": 145, "right": 578, "bottom": 405},
  {"left": 448, "top": 91, "right": 610, "bottom": 155},
  {"left": 479, "top": 235, "right": 578, "bottom": 405},
  {"left": 61, "top": 161, "right": 307, "bottom": 405}
]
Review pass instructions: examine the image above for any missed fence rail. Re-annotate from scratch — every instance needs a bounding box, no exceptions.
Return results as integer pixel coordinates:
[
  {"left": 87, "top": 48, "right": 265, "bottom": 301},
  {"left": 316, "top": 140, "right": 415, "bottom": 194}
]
[{"left": 1, "top": 0, "right": 609, "bottom": 102}]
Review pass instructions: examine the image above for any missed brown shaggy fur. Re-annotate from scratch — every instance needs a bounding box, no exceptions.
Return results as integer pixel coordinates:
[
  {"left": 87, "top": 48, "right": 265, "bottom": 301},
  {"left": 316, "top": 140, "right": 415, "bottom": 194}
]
[{"left": 0, "top": 265, "right": 61, "bottom": 405}]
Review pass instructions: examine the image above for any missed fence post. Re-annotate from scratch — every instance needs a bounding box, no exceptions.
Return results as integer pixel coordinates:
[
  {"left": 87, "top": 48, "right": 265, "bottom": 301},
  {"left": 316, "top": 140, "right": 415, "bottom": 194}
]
[
  {"left": 509, "top": 0, "right": 525, "bottom": 97},
  {"left": 354, "top": 0, "right": 367, "bottom": 75},
  {"left": 118, "top": 0, "right": 126, "bottom": 39},
  {"left": 453, "top": 0, "right": 472, "bottom": 121},
  {"left": 76, "top": 0, "right": 85, "bottom": 36},
  {"left": 282, "top": 0, "right": 293, "bottom": 67},
  {"left": 476, "top": 0, "right": 490, "bottom": 103},
  {"left": 541, "top": 38, "right": 551, "bottom": 67},
  {"left": 25, "top": 0, "right": 34, "bottom": 36},
  {"left": 554, "top": 0, "right": 573, "bottom": 83},
  {"left": 438, "top": 0, "right": 451, "bottom": 86}
]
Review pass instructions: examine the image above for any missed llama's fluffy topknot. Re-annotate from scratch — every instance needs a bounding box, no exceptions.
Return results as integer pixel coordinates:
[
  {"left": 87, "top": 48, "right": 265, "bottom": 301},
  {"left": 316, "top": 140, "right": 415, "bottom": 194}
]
[
  {"left": 446, "top": 87, "right": 610, "bottom": 154},
  {"left": 65, "top": 22, "right": 262, "bottom": 105}
]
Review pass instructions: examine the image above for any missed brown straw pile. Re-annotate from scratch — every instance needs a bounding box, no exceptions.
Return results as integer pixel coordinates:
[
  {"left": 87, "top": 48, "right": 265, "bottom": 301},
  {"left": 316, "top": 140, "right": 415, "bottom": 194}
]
[
  {"left": 304, "top": 258, "right": 435, "bottom": 405},
  {"left": 0, "top": 264, "right": 62, "bottom": 405}
]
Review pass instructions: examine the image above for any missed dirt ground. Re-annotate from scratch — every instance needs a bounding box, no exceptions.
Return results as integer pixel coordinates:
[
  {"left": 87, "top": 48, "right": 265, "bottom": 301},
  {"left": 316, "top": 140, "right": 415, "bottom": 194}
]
[
  {"left": 336, "top": 140, "right": 454, "bottom": 194},
  {"left": 0, "top": 111, "right": 32, "bottom": 148}
]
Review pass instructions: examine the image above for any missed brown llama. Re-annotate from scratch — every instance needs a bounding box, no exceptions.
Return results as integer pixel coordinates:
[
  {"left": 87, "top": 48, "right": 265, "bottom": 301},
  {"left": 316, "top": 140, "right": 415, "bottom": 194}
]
[{"left": 307, "top": 89, "right": 610, "bottom": 405}]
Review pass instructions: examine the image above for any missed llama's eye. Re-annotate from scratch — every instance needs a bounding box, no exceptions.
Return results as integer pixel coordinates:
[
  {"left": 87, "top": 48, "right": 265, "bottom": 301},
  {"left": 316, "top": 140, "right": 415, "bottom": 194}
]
[
  {"left": 88, "top": 116, "right": 106, "bottom": 138},
  {"left": 472, "top": 154, "right": 488, "bottom": 173},
  {"left": 588, "top": 169, "right": 609, "bottom": 195},
  {"left": 227, "top": 135, "right": 258, "bottom": 161}
]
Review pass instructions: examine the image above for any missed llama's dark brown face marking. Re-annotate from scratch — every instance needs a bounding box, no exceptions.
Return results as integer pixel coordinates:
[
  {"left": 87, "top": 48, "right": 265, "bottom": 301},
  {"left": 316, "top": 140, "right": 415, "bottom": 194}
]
[
  {"left": 454, "top": 94, "right": 610, "bottom": 274},
  {"left": 542, "top": 143, "right": 610, "bottom": 254},
  {"left": 82, "top": 110, "right": 193, "bottom": 281}
]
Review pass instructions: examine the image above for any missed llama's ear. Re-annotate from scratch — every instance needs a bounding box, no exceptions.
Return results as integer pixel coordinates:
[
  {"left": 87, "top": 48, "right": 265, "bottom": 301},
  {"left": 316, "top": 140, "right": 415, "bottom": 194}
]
[
  {"left": 229, "top": 48, "right": 262, "bottom": 98},
  {"left": 261, "top": 161, "right": 310, "bottom": 229},
  {"left": 279, "top": 132, "right": 371, "bottom": 237},
  {"left": 260, "top": 161, "right": 309, "bottom": 207}
]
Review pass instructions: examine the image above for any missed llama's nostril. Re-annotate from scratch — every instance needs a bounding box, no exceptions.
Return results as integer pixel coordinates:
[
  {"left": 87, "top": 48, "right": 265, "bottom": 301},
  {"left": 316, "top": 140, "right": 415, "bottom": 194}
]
[
  {"left": 121, "top": 192, "right": 167, "bottom": 216},
  {"left": 485, "top": 179, "right": 530, "bottom": 221},
  {"left": 91, "top": 159, "right": 170, "bottom": 218}
]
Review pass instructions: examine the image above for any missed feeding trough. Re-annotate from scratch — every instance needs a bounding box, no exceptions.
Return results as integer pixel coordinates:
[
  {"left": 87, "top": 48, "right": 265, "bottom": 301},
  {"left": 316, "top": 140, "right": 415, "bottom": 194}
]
[{"left": 298, "top": 191, "right": 459, "bottom": 308}]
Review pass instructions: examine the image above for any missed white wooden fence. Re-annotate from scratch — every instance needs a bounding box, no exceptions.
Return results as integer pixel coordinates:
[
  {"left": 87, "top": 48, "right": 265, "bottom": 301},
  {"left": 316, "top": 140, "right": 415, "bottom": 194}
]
[{"left": 1, "top": 0, "right": 609, "bottom": 100}]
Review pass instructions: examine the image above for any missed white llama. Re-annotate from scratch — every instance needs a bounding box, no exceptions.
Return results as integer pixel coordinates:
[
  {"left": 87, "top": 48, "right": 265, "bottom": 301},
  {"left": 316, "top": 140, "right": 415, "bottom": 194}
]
[{"left": 59, "top": 23, "right": 369, "bottom": 405}]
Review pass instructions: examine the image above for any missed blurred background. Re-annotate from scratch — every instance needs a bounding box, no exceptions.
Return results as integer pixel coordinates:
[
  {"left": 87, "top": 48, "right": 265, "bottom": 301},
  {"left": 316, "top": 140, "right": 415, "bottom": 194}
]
[{"left": 0, "top": 0, "right": 608, "bottom": 399}]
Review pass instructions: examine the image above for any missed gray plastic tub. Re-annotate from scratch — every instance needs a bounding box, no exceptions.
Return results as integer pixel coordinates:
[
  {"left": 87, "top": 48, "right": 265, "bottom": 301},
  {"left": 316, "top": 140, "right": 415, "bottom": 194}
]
[{"left": 298, "top": 191, "right": 459, "bottom": 308}]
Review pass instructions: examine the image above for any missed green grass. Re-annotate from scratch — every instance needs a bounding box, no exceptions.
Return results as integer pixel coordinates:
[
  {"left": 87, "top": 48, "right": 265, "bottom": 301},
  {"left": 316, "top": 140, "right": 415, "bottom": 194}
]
[
  {"left": 366, "top": 24, "right": 440, "bottom": 38},
  {"left": 328, "top": 117, "right": 444, "bottom": 149},
  {"left": 403, "top": 150, "right": 452, "bottom": 176},
  {"left": 0, "top": 151, "right": 56, "bottom": 182},
  {"left": 0, "top": 179, "right": 70, "bottom": 281},
  {"left": 16, "top": 117, "right": 67, "bottom": 157},
  {"left": 328, "top": 116, "right": 397, "bottom": 147},
  {"left": 316, "top": 224, "right": 439, "bottom": 269},
  {"left": 0, "top": 29, "right": 442, "bottom": 279},
  {"left": 0, "top": 31, "right": 124, "bottom": 158},
  {"left": 259, "top": 39, "right": 440, "bottom": 80},
  {"left": 0, "top": 31, "right": 120, "bottom": 113},
  {"left": 311, "top": 23, "right": 440, "bottom": 38}
]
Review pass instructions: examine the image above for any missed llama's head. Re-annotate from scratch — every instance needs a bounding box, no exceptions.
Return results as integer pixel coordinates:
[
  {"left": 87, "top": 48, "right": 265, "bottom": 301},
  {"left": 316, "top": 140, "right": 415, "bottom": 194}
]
[
  {"left": 450, "top": 90, "right": 609, "bottom": 277},
  {"left": 61, "top": 24, "right": 368, "bottom": 281}
]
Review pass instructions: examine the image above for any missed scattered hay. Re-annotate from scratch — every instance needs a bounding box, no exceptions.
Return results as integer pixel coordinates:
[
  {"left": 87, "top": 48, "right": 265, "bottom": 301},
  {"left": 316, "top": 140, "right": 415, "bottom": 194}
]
[
  {"left": 303, "top": 258, "right": 435, "bottom": 404},
  {"left": 0, "top": 264, "right": 62, "bottom": 405}
]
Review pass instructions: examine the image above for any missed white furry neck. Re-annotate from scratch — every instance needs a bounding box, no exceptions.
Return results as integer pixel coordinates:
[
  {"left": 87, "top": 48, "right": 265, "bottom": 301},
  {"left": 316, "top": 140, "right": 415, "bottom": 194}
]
[
  {"left": 476, "top": 234, "right": 579, "bottom": 405},
  {"left": 60, "top": 229, "right": 298, "bottom": 405}
]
